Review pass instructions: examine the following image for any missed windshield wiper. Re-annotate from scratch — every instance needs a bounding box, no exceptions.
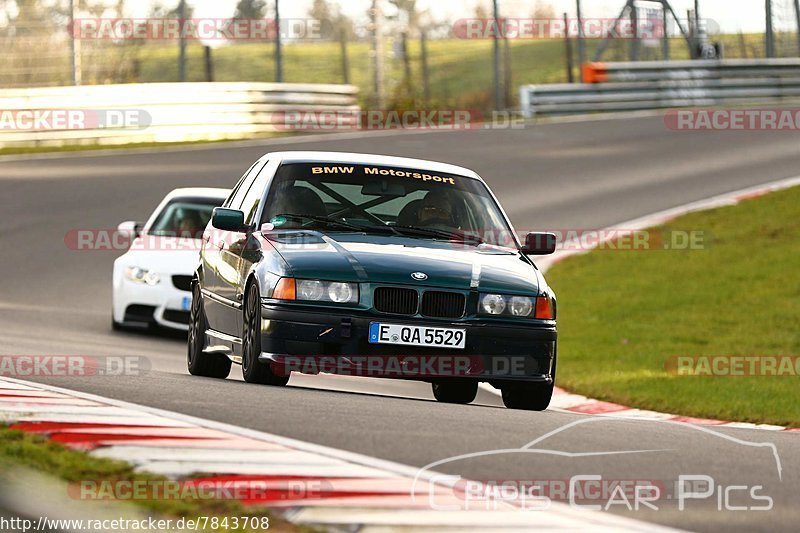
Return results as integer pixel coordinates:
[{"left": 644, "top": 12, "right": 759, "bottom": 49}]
[
  {"left": 272, "top": 215, "right": 483, "bottom": 245},
  {"left": 272, "top": 213, "right": 365, "bottom": 232},
  {"left": 391, "top": 225, "right": 484, "bottom": 245}
]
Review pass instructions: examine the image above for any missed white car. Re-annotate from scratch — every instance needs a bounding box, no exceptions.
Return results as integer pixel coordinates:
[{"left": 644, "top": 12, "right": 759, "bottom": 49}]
[{"left": 112, "top": 188, "right": 229, "bottom": 331}]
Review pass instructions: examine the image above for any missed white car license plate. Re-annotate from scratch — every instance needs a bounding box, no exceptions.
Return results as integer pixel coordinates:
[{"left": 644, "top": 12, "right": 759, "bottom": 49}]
[
  {"left": 369, "top": 323, "right": 466, "bottom": 349},
  {"left": 181, "top": 296, "right": 191, "bottom": 311}
]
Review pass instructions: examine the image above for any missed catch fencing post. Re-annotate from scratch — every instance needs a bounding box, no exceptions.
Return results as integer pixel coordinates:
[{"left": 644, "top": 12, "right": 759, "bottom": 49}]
[
  {"left": 69, "top": 0, "right": 82, "bottom": 86},
  {"left": 275, "top": 0, "right": 283, "bottom": 82},
  {"left": 564, "top": 13, "right": 574, "bottom": 83}
]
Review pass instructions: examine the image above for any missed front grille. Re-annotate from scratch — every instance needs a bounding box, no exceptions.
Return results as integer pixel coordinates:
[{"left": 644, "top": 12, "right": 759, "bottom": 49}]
[
  {"left": 163, "top": 309, "right": 190, "bottom": 324},
  {"left": 374, "top": 287, "right": 418, "bottom": 315},
  {"left": 172, "top": 275, "right": 193, "bottom": 292},
  {"left": 421, "top": 291, "right": 466, "bottom": 318}
]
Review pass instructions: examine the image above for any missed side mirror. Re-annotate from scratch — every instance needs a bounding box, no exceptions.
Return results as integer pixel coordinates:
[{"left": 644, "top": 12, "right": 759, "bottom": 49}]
[
  {"left": 117, "top": 220, "right": 143, "bottom": 239},
  {"left": 211, "top": 207, "right": 246, "bottom": 231},
  {"left": 521, "top": 232, "right": 557, "bottom": 255}
]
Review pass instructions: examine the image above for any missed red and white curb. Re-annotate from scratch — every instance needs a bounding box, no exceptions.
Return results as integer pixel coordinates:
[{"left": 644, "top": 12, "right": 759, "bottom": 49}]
[
  {"left": 0, "top": 376, "right": 675, "bottom": 532},
  {"left": 483, "top": 175, "right": 800, "bottom": 433},
  {"left": 545, "top": 387, "right": 797, "bottom": 432}
]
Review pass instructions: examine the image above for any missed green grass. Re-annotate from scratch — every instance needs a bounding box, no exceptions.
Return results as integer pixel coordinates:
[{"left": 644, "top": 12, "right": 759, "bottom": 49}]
[
  {"left": 128, "top": 37, "right": 701, "bottom": 109},
  {"left": 546, "top": 186, "right": 800, "bottom": 427},
  {"left": 124, "top": 33, "right": 773, "bottom": 109},
  {"left": 0, "top": 427, "right": 298, "bottom": 531}
]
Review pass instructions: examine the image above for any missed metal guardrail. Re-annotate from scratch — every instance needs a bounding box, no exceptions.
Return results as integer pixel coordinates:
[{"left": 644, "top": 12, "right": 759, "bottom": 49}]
[
  {"left": 0, "top": 82, "right": 359, "bottom": 148},
  {"left": 521, "top": 59, "right": 800, "bottom": 117}
]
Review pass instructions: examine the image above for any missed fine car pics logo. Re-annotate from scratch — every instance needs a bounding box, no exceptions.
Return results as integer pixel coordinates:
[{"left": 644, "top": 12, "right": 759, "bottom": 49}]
[{"left": 411, "top": 272, "right": 428, "bottom": 281}]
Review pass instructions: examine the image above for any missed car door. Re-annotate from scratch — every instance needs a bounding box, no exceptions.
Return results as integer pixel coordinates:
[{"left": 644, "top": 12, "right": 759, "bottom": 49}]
[
  {"left": 203, "top": 160, "right": 263, "bottom": 334},
  {"left": 214, "top": 159, "right": 270, "bottom": 336},
  {"left": 235, "top": 159, "right": 279, "bottom": 305}
]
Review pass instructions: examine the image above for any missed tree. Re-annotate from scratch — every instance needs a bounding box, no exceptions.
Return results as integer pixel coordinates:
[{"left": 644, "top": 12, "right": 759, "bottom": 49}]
[
  {"left": 149, "top": 1, "right": 194, "bottom": 19},
  {"left": 308, "top": 0, "right": 334, "bottom": 39},
  {"left": 234, "top": 0, "right": 267, "bottom": 19},
  {"left": 331, "top": 5, "right": 355, "bottom": 41},
  {"left": 474, "top": 2, "right": 489, "bottom": 20},
  {"left": 532, "top": 1, "right": 556, "bottom": 20},
  {"left": 389, "top": 0, "right": 419, "bottom": 34}
]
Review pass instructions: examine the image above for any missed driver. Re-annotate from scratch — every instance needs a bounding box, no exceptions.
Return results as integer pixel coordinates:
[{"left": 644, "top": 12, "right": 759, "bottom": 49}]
[
  {"left": 418, "top": 190, "right": 457, "bottom": 228},
  {"left": 176, "top": 210, "right": 203, "bottom": 239}
]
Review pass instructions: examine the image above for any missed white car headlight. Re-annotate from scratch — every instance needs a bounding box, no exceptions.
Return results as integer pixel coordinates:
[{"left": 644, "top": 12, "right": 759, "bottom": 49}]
[
  {"left": 328, "top": 282, "right": 355, "bottom": 303},
  {"left": 297, "top": 280, "right": 324, "bottom": 300},
  {"left": 509, "top": 296, "right": 534, "bottom": 317},
  {"left": 295, "top": 280, "right": 358, "bottom": 304},
  {"left": 124, "top": 266, "right": 160, "bottom": 285},
  {"left": 479, "top": 294, "right": 538, "bottom": 317},
  {"left": 480, "top": 294, "right": 506, "bottom": 315}
]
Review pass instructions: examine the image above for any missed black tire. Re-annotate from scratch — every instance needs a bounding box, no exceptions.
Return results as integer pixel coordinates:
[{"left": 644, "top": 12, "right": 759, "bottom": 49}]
[
  {"left": 242, "top": 282, "right": 289, "bottom": 386},
  {"left": 501, "top": 355, "right": 557, "bottom": 411},
  {"left": 501, "top": 382, "right": 554, "bottom": 411},
  {"left": 432, "top": 380, "right": 478, "bottom": 404},
  {"left": 187, "top": 284, "right": 231, "bottom": 379}
]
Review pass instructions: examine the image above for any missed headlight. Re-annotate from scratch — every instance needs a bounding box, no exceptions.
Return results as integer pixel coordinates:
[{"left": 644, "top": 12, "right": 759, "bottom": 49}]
[
  {"left": 328, "top": 282, "right": 355, "bottom": 303},
  {"left": 124, "top": 266, "right": 160, "bottom": 285},
  {"left": 287, "top": 279, "right": 358, "bottom": 304},
  {"left": 509, "top": 296, "right": 534, "bottom": 316},
  {"left": 479, "top": 294, "right": 544, "bottom": 318},
  {"left": 480, "top": 294, "right": 506, "bottom": 315},
  {"left": 297, "top": 280, "right": 324, "bottom": 300}
]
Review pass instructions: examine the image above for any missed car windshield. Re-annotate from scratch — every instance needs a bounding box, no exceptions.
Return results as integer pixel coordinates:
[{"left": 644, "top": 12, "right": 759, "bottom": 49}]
[
  {"left": 260, "top": 163, "right": 516, "bottom": 247},
  {"left": 148, "top": 198, "right": 222, "bottom": 239}
]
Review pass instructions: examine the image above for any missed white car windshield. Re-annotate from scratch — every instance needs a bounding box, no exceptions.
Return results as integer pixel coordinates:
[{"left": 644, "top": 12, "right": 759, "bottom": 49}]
[{"left": 148, "top": 198, "right": 222, "bottom": 239}]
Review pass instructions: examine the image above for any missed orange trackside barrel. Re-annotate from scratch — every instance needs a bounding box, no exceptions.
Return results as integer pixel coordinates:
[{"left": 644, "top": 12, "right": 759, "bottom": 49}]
[{"left": 582, "top": 62, "right": 608, "bottom": 84}]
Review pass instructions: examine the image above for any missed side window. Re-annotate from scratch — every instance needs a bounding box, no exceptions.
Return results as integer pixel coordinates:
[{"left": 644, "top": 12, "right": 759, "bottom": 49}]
[
  {"left": 240, "top": 161, "right": 273, "bottom": 225},
  {"left": 228, "top": 160, "right": 266, "bottom": 210},
  {"left": 224, "top": 162, "right": 257, "bottom": 207}
]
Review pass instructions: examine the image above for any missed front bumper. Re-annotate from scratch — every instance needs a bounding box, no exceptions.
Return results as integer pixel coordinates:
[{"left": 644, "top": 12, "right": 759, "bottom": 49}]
[
  {"left": 112, "top": 276, "right": 192, "bottom": 331},
  {"left": 258, "top": 304, "right": 556, "bottom": 385}
]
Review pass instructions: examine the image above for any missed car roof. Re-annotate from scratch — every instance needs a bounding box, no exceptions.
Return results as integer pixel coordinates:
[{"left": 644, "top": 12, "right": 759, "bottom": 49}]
[
  {"left": 263, "top": 151, "right": 483, "bottom": 181},
  {"left": 164, "top": 187, "right": 230, "bottom": 201}
]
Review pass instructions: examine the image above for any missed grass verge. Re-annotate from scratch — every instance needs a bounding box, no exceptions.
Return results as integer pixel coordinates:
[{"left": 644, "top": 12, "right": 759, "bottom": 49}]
[
  {"left": 546, "top": 185, "right": 800, "bottom": 427},
  {"left": 0, "top": 427, "right": 298, "bottom": 532}
]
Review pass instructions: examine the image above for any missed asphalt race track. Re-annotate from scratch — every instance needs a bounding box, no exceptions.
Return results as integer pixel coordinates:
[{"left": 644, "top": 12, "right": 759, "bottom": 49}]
[{"left": 2, "top": 115, "right": 799, "bottom": 531}]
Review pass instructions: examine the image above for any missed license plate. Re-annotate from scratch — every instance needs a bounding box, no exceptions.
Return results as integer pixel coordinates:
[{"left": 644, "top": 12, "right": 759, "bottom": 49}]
[
  {"left": 369, "top": 323, "right": 466, "bottom": 349},
  {"left": 181, "top": 296, "right": 191, "bottom": 311}
]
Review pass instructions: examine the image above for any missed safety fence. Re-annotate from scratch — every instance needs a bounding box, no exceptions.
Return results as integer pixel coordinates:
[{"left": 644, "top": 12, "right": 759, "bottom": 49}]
[
  {"left": 520, "top": 58, "right": 800, "bottom": 117},
  {"left": 0, "top": 82, "right": 358, "bottom": 148}
]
